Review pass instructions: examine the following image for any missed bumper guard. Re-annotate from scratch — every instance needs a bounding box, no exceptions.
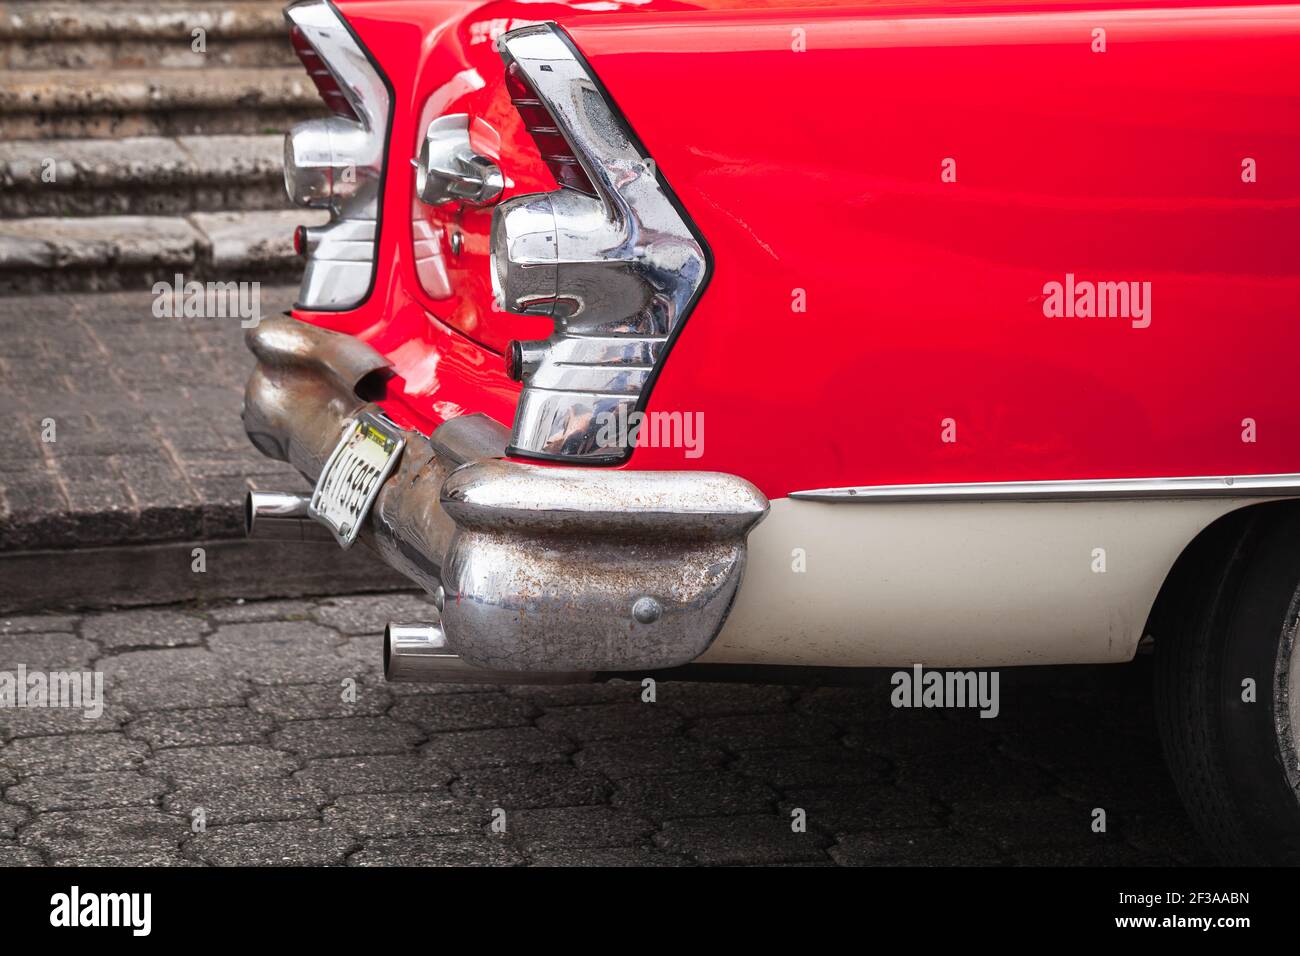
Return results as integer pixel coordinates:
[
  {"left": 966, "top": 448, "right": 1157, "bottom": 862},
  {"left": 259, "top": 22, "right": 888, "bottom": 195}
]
[{"left": 241, "top": 317, "right": 769, "bottom": 674}]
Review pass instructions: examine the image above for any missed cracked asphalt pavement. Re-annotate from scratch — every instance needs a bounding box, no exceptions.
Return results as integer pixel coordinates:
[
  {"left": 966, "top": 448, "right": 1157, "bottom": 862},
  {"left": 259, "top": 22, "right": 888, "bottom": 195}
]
[{"left": 0, "top": 591, "right": 1213, "bottom": 866}]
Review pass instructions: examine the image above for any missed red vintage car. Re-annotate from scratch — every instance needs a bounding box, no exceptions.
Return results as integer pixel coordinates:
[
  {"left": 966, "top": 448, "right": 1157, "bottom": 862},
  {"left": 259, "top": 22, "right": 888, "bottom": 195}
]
[{"left": 242, "top": 0, "right": 1300, "bottom": 863}]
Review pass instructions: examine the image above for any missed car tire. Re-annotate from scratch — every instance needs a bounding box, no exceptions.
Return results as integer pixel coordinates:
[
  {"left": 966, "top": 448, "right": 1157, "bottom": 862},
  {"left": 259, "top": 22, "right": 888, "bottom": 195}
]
[{"left": 1154, "top": 505, "right": 1300, "bottom": 865}]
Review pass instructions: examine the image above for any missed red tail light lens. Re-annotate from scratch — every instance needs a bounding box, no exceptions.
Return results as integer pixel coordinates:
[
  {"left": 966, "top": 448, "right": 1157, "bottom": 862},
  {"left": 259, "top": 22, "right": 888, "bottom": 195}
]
[
  {"left": 505, "top": 60, "right": 595, "bottom": 195},
  {"left": 504, "top": 340, "right": 522, "bottom": 382},
  {"left": 290, "top": 25, "right": 359, "bottom": 122}
]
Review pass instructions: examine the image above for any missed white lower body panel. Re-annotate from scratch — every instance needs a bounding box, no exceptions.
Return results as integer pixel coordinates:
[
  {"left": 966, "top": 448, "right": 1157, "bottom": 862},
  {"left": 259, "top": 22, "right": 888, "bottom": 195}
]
[{"left": 703, "top": 495, "right": 1284, "bottom": 668}]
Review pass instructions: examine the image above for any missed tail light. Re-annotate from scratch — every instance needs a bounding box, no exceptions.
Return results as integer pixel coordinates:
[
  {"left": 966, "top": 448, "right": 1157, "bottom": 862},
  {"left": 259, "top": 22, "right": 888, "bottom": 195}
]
[
  {"left": 503, "top": 60, "right": 594, "bottom": 196},
  {"left": 491, "top": 23, "right": 708, "bottom": 463},
  {"left": 281, "top": 0, "right": 391, "bottom": 310},
  {"left": 288, "top": 24, "right": 359, "bottom": 122}
]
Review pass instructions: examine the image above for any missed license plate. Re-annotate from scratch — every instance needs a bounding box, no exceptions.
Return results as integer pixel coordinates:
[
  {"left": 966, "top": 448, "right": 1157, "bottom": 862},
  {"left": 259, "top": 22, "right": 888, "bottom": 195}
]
[{"left": 309, "top": 414, "right": 405, "bottom": 548}]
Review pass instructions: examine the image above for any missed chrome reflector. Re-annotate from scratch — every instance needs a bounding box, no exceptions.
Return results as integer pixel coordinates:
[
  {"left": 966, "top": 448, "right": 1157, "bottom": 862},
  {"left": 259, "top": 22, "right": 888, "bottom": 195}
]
[
  {"left": 492, "top": 23, "right": 708, "bottom": 463},
  {"left": 283, "top": 0, "right": 391, "bottom": 310}
]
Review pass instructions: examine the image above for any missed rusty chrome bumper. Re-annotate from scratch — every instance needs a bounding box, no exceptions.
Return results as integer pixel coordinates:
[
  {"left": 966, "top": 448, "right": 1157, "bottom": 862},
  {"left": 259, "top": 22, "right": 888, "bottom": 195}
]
[{"left": 241, "top": 316, "right": 769, "bottom": 675}]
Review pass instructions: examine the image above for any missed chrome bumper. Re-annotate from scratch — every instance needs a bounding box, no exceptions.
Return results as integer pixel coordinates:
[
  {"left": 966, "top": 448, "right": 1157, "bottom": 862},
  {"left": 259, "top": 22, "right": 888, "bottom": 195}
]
[{"left": 241, "top": 316, "right": 769, "bottom": 674}]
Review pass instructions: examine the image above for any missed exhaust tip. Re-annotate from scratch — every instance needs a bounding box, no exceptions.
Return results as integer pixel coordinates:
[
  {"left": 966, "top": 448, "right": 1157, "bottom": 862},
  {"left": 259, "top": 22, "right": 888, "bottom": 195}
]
[
  {"left": 384, "top": 621, "right": 452, "bottom": 682},
  {"left": 245, "top": 490, "right": 317, "bottom": 540},
  {"left": 383, "top": 619, "right": 594, "bottom": 685}
]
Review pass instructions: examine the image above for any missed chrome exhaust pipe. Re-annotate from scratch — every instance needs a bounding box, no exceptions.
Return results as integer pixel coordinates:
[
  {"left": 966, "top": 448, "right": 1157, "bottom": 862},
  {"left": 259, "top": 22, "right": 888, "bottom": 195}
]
[
  {"left": 244, "top": 491, "right": 334, "bottom": 542},
  {"left": 384, "top": 622, "right": 591, "bottom": 684},
  {"left": 384, "top": 621, "right": 463, "bottom": 682}
]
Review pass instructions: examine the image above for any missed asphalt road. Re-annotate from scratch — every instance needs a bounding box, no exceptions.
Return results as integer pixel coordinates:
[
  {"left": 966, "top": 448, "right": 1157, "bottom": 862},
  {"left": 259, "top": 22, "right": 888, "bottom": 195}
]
[{"left": 0, "top": 591, "right": 1212, "bottom": 866}]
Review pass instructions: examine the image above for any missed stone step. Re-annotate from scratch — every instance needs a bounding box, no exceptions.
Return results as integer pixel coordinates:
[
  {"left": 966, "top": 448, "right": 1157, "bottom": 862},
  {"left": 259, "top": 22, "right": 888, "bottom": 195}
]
[
  {"left": 0, "top": 2, "right": 295, "bottom": 70},
  {"left": 0, "top": 135, "right": 288, "bottom": 217},
  {"left": 0, "top": 208, "right": 328, "bottom": 294},
  {"left": 0, "top": 67, "right": 323, "bottom": 139}
]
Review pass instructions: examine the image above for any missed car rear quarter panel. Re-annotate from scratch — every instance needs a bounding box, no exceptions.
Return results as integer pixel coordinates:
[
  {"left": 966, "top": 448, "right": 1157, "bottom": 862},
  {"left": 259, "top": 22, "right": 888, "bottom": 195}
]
[
  {"left": 296, "top": 1, "right": 1300, "bottom": 667},
  {"left": 569, "top": 4, "right": 1300, "bottom": 498}
]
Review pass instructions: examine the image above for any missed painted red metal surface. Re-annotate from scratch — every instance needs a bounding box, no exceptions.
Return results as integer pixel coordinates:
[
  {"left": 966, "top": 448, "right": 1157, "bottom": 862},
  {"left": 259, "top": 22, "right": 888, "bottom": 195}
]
[{"left": 303, "top": 0, "right": 1300, "bottom": 499}]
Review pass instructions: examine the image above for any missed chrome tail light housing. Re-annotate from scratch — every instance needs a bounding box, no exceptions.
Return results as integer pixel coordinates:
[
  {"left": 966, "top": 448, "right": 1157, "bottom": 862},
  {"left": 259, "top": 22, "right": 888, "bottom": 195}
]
[
  {"left": 491, "top": 23, "right": 709, "bottom": 463},
  {"left": 282, "top": 0, "right": 391, "bottom": 310}
]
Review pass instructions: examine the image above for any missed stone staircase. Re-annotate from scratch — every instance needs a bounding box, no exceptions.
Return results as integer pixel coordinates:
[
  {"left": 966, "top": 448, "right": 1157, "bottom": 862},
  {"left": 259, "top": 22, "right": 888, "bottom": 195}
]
[{"left": 0, "top": 1, "right": 328, "bottom": 293}]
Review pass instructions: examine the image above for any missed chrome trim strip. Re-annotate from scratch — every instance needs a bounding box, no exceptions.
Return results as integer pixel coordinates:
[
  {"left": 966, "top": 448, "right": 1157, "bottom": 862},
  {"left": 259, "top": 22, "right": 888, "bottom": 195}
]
[{"left": 788, "top": 474, "right": 1300, "bottom": 503}]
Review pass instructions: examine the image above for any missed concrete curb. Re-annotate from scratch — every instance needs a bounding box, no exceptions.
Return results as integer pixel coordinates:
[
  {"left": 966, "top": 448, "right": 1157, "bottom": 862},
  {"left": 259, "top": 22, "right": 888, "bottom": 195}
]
[{"left": 0, "top": 538, "right": 409, "bottom": 614}]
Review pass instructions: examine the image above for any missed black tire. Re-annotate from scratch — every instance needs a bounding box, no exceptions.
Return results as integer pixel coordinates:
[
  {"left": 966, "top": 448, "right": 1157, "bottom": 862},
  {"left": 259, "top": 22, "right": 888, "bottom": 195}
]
[{"left": 1154, "top": 505, "right": 1300, "bottom": 865}]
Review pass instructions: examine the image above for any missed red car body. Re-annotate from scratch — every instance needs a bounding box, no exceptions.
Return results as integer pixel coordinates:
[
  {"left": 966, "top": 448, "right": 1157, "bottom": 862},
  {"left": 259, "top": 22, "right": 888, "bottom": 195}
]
[
  {"left": 303, "top": 0, "right": 1299, "bottom": 499},
  {"left": 244, "top": 0, "right": 1300, "bottom": 863}
]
